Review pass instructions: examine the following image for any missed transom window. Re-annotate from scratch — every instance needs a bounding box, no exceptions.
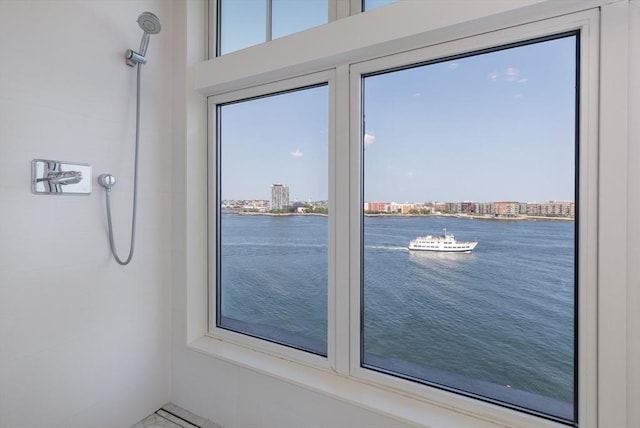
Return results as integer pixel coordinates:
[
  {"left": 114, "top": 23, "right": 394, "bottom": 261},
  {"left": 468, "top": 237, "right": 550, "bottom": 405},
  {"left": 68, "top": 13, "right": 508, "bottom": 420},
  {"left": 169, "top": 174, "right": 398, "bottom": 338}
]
[
  {"left": 213, "top": 0, "right": 400, "bottom": 56},
  {"left": 216, "top": 0, "right": 328, "bottom": 55}
]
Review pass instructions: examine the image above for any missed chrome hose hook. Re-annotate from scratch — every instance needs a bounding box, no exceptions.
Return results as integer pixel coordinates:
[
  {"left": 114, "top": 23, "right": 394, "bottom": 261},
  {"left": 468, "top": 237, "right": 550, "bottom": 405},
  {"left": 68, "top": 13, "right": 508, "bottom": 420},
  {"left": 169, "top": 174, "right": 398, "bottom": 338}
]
[{"left": 98, "top": 173, "right": 116, "bottom": 192}]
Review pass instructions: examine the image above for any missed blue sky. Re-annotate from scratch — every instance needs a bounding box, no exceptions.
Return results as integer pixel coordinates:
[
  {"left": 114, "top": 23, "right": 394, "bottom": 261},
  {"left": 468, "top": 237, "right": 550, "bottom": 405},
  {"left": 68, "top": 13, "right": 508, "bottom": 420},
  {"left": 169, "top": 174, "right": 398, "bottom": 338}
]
[
  {"left": 364, "top": 35, "right": 576, "bottom": 202},
  {"left": 219, "top": 28, "right": 576, "bottom": 203},
  {"left": 220, "top": 85, "right": 329, "bottom": 202}
]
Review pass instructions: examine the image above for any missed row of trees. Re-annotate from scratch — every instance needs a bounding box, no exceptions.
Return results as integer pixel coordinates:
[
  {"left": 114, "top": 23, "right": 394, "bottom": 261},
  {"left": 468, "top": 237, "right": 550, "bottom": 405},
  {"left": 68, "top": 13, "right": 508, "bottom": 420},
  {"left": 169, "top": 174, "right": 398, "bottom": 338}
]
[
  {"left": 365, "top": 208, "right": 432, "bottom": 215},
  {"left": 269, "top": 204, "right": 328, "bottom": 214}
]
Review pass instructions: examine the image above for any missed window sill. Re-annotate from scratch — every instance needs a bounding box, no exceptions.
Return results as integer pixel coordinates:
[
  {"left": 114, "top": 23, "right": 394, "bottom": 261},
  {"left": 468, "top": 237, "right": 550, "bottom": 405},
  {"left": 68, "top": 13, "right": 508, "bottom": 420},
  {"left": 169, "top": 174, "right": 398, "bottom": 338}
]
[{"left": 188, "top": 336, "right": 563, "bottom": 428}]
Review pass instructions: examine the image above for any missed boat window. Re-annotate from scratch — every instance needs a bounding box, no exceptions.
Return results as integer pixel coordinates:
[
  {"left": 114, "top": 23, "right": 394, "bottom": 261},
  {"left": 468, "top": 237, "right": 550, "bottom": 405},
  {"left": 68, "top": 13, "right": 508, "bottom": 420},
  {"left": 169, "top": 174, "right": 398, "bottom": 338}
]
[
  {"left": 361, "top": 33, "right": 577, "bottom": 423},
  {"left": 215, "top": 83, "right": 329, "bottom": 356}
]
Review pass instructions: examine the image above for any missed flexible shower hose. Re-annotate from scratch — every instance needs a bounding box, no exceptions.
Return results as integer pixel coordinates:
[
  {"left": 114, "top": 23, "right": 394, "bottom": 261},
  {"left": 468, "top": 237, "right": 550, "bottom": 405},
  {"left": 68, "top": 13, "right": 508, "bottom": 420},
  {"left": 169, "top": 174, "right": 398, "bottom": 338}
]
[{"left": 104, "top": 63, "right": 142, "bottom": 265}]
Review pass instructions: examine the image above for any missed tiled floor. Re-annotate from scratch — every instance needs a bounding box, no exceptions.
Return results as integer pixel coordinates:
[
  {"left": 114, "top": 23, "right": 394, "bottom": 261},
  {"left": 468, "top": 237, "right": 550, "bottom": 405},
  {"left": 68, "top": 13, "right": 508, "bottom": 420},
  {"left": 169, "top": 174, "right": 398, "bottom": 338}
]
[{"left": 131, "top": 403, "right": 221, "bottom": 428}]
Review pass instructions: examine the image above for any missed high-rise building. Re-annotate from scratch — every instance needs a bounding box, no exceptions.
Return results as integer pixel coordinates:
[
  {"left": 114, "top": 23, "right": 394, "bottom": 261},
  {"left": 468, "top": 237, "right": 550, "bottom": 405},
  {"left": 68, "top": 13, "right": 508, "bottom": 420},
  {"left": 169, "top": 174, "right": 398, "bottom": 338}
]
[{"left": 271, "top": 184, "right": 290, "bottom": 210}]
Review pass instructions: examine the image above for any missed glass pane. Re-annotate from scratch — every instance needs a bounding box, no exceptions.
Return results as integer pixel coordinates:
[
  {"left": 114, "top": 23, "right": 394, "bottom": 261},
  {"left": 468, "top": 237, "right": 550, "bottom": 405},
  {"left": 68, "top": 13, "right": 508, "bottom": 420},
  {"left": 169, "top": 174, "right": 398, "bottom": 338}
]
[
  {"left": 362, "top": 35, "right": 577, "bottom": 422},
  {"left": 219, "top": 0, "right": 266, "bottom": 55},
  {"left": 272, "top": 0, "right": 327, "bottom": 40},
  {"left": 218, "top": 85, "right": 329, "bottom": 356},
  {"left": 363, "top": 0, "right": 398, "bottom": 11}
]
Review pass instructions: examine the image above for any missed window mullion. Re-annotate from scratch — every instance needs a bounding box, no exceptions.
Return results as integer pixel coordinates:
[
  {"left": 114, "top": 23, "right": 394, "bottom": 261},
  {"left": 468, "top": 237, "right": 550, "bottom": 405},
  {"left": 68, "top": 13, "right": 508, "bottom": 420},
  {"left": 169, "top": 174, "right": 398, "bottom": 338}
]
[
  {"left": 348, "top": 65, "right": 364, "bottom": 377},
  {"left": 266, "top": 0, "right": 272, "bottom": 42},
  {"left": 331, "top": 0, "right": 356, "bottom": 20},
  {"left": 350, "top": 0, "right": 362, "bottom": 15},
  {"left": 328, "top": 0, "right": 336, "bottom": 22},
  {"left": 332, "top": 64, "right": 352, "bottom": 375}
]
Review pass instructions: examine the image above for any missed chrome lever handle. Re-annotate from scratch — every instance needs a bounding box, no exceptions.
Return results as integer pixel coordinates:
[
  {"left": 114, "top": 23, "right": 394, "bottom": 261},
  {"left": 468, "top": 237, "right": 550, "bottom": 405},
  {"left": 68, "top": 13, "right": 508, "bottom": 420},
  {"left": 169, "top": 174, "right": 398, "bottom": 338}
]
[{"left": 36, "top": 170, "right": 83, "bottom": 185}]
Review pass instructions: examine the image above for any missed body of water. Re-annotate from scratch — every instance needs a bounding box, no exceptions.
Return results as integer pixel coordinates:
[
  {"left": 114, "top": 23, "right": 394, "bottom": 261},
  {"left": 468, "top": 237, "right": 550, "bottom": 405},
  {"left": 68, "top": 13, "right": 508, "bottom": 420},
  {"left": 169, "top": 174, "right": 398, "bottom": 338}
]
[{"left": 219, "top": 214, "right": 574, "bottom": 421}]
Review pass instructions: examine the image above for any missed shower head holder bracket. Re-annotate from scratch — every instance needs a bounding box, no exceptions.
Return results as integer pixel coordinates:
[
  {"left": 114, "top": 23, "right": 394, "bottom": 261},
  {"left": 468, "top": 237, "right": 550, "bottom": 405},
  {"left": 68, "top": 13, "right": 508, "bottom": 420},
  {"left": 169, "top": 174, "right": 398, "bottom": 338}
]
[{"left": 125, "top": 49, "right": 147, "bottom": 67}]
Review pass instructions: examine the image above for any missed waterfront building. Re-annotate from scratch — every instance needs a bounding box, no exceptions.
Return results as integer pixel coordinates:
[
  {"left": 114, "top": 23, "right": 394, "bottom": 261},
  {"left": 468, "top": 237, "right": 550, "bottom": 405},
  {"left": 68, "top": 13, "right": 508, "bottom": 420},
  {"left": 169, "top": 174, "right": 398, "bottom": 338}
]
[
  {"left": 476, "top": 202, "right": 494, "bottom": 215},
  {"left": 270, "top": 184, "right": 290, "bottom": 210},
  {"left": 387, "top": 202, "right": 415, "bottom": 214},
  {"left": 526, "top": 201, "right": 575, "bottom": 217},
  {"left": 368, "top": 201, "right": 388, "bottom": 212},
  {"left": 400, "top": 203, "right": 414, "bottom": 214},
  {"left": 519, "top": 203, "right": 528, "bottom": 215},
  {"left": 493, "top": 201, "right": 520, "bottom": 217},
  {"left": 460, "top": 202, "right": 476, "bottom": 214},
  {"left": 433, "top": 202, "right": 447, "bottom": 213},
  {"left": 446, "top": 202, "right": 460, "bottom": 213}
]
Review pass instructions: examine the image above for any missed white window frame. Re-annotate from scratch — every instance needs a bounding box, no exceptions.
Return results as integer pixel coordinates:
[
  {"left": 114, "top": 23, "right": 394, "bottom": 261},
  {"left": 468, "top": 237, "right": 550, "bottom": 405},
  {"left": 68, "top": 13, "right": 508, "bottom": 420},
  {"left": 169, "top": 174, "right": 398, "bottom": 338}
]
[
  {"left": 185, "top": 1, "right": 636, "bottom": 426},
  {"left": 347, "top": 13, "right": 597, "bottom": 425},
  {"left": 208, "top": 0, "right": 362, "bottom": 59},
  {"left": 207, "top": 70, "right": 337, "bottom": 372}
]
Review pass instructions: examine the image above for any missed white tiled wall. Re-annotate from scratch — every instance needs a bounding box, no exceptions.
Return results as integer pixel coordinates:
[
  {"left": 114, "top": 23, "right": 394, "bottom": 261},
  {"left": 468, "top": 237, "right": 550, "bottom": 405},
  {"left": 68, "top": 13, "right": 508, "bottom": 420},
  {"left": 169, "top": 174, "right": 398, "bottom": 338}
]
[{"left": 0, "top": 1, "right": 172, "bottom": 427}]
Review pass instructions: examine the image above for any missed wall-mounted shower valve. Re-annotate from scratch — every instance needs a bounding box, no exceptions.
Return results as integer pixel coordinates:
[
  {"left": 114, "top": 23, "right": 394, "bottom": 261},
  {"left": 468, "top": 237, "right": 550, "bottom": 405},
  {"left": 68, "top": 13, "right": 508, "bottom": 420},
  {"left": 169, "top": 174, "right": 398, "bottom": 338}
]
[{"left": 31, "top": 159, "right": 91, "bottom": 195}]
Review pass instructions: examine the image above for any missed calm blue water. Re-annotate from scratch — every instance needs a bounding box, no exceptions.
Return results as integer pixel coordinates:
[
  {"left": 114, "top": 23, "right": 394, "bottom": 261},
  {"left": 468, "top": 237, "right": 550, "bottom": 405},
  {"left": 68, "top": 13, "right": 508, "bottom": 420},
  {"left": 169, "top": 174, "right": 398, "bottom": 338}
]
[{"left": 220, "top": 214, "right": 574, "bottom": 420}]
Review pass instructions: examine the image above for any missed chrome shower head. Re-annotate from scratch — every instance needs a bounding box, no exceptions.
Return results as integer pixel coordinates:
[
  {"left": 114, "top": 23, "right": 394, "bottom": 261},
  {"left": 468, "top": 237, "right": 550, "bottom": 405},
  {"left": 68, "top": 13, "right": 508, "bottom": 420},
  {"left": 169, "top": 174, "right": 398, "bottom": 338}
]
[
  {"left": 125, "top": 12, "right": 161, "bottom": 66},
  {"left": 138, "top": 12, "right": 161, "bottom": 35}
]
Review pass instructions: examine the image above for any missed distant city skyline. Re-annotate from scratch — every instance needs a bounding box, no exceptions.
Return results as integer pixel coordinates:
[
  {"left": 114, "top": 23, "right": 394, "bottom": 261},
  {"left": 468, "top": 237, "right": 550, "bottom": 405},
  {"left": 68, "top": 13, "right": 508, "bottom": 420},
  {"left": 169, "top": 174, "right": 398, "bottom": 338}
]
[
  {"left": 222, "top": 198, "right": 574, "bottom": 218},
  {"left": 222, "top": 196, "right": 574, "bottom": 204}
]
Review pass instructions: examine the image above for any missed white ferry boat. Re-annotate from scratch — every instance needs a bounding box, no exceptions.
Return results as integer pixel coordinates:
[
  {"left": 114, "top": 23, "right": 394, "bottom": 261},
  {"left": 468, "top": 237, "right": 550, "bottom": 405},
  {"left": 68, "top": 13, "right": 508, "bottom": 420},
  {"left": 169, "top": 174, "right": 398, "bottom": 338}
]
[{"left": 408, "top": 229, "right": 478, "bottom": 253}]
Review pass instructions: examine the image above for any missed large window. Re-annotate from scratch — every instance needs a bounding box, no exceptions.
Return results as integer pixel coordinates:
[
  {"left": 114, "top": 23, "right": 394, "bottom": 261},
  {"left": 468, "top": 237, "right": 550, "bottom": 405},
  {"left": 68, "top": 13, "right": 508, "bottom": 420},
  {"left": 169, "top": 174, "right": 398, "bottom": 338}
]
[
  {"left": 203, "top": 5, "right": 603, "bottom": 426},
  {"left": 360, "top": 34, "right": 578, "bottom": 423},
  {"left": 214, "top": 84, "right": 329, "bottom": 355}
]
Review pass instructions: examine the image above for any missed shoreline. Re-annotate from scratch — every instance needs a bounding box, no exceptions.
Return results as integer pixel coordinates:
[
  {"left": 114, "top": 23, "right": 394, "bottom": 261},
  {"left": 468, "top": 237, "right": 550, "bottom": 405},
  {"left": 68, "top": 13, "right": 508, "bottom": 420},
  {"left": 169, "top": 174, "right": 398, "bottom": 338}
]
[
  {"left": 222, "top": 212, "right": 572, "bottom": 221},
  {"left": 364, "top": 213, "right": 574, "bottom": 222},
  {"left": 224, "top": 211, "right": 328, "bottom": 217}
]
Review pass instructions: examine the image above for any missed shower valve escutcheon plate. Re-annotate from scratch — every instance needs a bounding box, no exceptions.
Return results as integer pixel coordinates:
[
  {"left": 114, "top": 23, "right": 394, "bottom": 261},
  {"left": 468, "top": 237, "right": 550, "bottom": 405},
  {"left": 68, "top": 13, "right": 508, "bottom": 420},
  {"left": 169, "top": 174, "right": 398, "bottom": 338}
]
[{"left": 31, "top": 159, "right": 92, "bottom": 195}]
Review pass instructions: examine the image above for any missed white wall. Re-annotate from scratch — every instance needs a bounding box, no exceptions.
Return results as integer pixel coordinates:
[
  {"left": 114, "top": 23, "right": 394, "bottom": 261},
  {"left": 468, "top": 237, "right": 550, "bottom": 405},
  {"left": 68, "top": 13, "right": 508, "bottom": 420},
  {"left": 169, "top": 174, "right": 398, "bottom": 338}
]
[{"left": 0, "top": 1, "right": 172, "bottom": 427}]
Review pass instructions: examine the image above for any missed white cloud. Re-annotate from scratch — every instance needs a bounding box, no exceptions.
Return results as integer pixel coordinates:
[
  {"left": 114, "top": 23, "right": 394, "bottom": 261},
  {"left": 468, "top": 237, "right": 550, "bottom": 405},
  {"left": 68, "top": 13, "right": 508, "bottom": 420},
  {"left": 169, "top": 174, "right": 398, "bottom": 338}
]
[
  {"left": 290, "top": 148, "right": 304, "bottom": 157},
  {"left": 449, "top": 62, "right": 459, "bottom": 70},
  {"left": 412, "top": 92, "right": 421, "bottom": 97},
  {"left": 364, "top": 132, "right": 376, "bottom": 147},
  {"left": 505, "top": 67, "right": 520, "bottom": 82},
  {"left": 406, "top": 171, "right": 414, "bottom": 178},
  {"left": 512, "top": 93, "right": 523, "bottom": 100},
  {"left": 489, "top": 68, "right": 529, "bottom": 84}
]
